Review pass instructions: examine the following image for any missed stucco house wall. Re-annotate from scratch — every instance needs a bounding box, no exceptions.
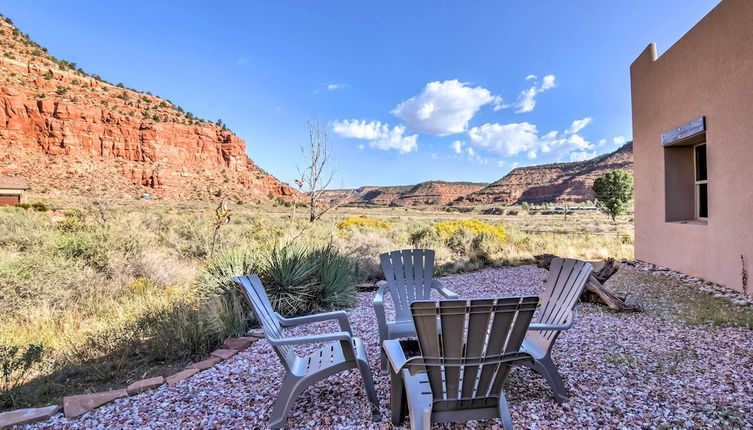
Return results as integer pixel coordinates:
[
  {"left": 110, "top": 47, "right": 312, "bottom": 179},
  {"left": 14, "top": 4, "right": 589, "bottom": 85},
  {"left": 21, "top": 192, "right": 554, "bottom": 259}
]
[{"left": 630, "top": 0, "right": 753, "bottom": 295}]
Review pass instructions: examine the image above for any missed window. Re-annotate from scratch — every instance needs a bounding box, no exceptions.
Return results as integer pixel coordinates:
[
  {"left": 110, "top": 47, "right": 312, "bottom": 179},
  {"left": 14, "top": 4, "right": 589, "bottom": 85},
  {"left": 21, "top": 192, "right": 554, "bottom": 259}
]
[{"left": 694, "top": 143, "right": 708, "bottom": 219}]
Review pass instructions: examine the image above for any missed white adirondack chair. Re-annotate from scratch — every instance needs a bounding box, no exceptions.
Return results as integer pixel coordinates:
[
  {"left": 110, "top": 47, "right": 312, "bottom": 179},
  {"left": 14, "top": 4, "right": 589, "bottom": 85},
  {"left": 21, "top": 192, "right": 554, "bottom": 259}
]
[
  {"left": 521, "top": 257, "right": 593, "bottom": 403},
  {"left": 383, "top": 297, "right": 540, "bottom": 430},
  {"left": 234, "top": 275, "right": 381, "bottom": 428},
  {"left": 373, "top": 249, "right": 459, "bottom": 372}
]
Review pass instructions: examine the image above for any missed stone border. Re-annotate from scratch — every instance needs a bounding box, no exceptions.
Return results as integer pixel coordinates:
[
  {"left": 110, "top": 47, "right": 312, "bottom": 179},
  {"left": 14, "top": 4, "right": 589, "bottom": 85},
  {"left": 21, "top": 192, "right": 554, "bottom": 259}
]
[
  {"left": 0, "top": 334, "right": 264, "bottom": 429},
  {"left": 622, "top": 259, "right": 753, "bottom": 306}
]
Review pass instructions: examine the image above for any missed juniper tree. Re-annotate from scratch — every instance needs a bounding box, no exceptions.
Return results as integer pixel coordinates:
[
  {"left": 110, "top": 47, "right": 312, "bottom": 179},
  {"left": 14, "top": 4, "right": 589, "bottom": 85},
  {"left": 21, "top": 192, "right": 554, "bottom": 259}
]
[{"left": 592, "top": 169, "right": 633, "bottom": 222}]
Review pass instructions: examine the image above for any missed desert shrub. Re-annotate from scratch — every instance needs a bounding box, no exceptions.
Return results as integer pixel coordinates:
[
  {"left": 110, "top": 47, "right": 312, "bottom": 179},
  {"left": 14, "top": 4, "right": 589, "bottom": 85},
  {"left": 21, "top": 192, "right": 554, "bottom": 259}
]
[
  {"left": 446, "top": 227, "right": 475, "bottom": 254},
  {"left": 137, "top": 295, "right": 241, "bottom": 361},
  {"left": 335, "top": 232, "right": 398, "bottom": 282},
  {"left": 0, "top": 210, "right": 50, "bottom": 251},
  {"left": 54, "top": 218, "right": 91, "bottom": 233},
  {"left": 53, "top": 231, "right": 111, "bottom": 272},
  {"left": 194, "top": 247, "right": 259, "bottom": 296},
  {"left": 14, "top": 203, "right": 30, "bottom": 210},
  {"left": 30, "top": 202, "right": 50, "bottom": 212},
  {"left": 0, "top": 342, "right": 44, "bottom": 408},
  {"left": 337, "top": 216, "right": 390, "bottom": 231},
  {"left": 63, "top": 208, "right": 86, "bottom": 221},
  {"left": 433, "top": 219, "right": 506, "bottom": 243},
  {"left": 471, "top": 231, "right": 503, "bottom": 260},
  {"left": 0, "top": 254, "right": 100, "bottom": 315}
]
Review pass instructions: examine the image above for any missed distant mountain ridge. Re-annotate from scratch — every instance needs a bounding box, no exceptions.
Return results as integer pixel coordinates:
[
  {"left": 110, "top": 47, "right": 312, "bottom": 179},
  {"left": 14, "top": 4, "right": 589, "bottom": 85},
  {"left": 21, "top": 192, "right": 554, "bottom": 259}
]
[
  {"left": 324, "top": 143, "right": 633, "bottom": 207},
  {"left": 453, "top": 142, "right": 633, "bottom": 205},
  {"left": 320, "top": 181, "right": 488, "bottom": 207}
]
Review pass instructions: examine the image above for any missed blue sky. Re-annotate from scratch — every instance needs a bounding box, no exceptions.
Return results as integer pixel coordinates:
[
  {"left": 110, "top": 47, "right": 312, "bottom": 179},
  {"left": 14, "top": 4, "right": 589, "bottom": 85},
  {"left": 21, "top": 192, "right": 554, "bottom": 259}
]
[{"left": 3, "top": 1, "right": 720, "bottom": 188}]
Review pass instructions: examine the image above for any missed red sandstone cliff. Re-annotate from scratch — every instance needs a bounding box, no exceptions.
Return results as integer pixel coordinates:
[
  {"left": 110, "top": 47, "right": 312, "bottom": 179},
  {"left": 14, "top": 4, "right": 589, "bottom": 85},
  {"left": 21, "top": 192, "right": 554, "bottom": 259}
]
[
  {"left": 453, "top": 142, "right": 633, "bottom": 205},
  {"left": 0, "top": 17, "right": 298, "bottom": 202}
]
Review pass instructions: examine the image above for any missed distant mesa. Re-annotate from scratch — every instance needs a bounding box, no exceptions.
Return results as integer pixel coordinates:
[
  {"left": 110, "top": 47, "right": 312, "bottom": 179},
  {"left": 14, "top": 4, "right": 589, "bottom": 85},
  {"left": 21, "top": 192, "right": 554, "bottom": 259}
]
[
  {"left": 0, "top": 16, "right": 299, "bottom": 202},
  {"left": 323, "top": 142, "right": 633, "bottom": 207}
]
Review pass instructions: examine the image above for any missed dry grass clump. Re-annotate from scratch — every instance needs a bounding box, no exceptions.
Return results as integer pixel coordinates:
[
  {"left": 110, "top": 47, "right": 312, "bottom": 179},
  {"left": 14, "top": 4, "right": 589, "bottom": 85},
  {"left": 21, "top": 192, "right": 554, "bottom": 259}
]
[{"left": 337, "top": 216, "right": 390, "bottom": 231}]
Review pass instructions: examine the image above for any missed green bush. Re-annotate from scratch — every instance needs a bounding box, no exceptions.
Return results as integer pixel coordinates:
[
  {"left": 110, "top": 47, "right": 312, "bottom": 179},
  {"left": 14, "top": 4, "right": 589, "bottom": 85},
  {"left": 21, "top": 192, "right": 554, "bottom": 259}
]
[
  {"left": 0, "top": 210, "right": 50, "bottom": 251},
  {"left": 194, "top": 247, "right": 259, "bottom": 296},
  {"left": 53, "top": 231, "right": 111, "bottom": 272},
  {"left": 30, "top": 202, "right": 50, "bottom": 212}
]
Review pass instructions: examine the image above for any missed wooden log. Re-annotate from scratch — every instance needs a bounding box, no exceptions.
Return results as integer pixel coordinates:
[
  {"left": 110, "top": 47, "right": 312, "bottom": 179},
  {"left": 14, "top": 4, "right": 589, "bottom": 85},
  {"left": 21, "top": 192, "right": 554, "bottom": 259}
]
[{"left": 534, "top": 254, "right": 640, "bottom": 312}]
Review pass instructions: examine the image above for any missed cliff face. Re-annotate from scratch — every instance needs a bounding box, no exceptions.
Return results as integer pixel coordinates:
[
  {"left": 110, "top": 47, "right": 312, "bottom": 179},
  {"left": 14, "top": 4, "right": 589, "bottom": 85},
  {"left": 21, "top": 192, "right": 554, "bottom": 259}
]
[
  {"left": 393, "top": 182, "right": 487, "bottom": 206},
  {"left": 319, "top": 181, "right": 488, "bottom": 207},
  {"left": 0, "top": 17, "right": 298, "bottom": 202},
  {"left": 454, "top": 142, "right": 633, "bottom": 205}
]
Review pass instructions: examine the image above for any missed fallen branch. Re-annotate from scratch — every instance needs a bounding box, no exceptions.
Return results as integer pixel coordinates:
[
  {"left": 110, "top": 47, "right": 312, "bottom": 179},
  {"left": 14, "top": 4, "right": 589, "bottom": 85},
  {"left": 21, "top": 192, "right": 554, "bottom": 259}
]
[{"left": 535, "top": 254, "right": 640, "bottom": 312}]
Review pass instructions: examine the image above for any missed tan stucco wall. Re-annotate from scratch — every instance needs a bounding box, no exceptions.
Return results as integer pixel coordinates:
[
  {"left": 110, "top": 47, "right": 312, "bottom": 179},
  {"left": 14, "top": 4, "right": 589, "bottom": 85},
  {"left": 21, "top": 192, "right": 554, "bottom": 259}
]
[{"left": 630, "top": 0, "right": 753, "bottom": 295}]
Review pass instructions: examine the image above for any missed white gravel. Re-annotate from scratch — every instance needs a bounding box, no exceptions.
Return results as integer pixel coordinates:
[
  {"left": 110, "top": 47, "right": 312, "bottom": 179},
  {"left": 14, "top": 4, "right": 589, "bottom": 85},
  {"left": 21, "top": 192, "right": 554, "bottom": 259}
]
[{"left": 22, "top": 266, "right": 753, "bottom": 429}]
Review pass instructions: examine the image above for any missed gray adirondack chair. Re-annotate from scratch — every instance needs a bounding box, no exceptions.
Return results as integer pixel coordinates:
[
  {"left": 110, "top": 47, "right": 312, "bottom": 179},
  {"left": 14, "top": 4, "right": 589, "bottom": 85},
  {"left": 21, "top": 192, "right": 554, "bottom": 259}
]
[
  {"left": 373, "top": 249, "right": 459, "bottom": 372},
  {"left": 521, "top": 257, "right": 593, "bottom": 403},
  {"left": 233, "top": 275, "right": 381, "bottom": 428},
  {"left": 383, "top": 297, "right": 539, "bottom": 430}
]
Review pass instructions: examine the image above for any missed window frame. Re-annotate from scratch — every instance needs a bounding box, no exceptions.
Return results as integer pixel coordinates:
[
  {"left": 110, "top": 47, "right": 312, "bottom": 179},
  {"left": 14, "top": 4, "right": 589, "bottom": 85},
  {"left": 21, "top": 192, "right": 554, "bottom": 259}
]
[{"left": 694, "top": 142, "right": 708, "bottom": 220}]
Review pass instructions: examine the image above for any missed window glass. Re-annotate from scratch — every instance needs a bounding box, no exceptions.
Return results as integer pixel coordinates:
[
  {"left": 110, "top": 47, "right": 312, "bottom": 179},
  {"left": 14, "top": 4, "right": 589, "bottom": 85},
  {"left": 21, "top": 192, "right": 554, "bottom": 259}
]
[
  {"left": 698, "top": 183, "right": 708, "bottom": 218},
  {"left": 695, "top": 144, "right": 707, "bottom": 181}
]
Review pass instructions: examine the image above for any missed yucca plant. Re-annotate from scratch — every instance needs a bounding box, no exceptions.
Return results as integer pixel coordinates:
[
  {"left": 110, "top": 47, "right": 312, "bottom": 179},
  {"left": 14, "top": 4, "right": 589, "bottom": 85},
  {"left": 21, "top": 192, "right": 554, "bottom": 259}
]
[
  {"left": 195, "top": 247, "right": 258, "bottom": 296},
  {"left": 314, "top": 244, "right": 356, "bottom": 309},
  {"left": 261, "top": 242, "right": 319, "bottom": 316}
]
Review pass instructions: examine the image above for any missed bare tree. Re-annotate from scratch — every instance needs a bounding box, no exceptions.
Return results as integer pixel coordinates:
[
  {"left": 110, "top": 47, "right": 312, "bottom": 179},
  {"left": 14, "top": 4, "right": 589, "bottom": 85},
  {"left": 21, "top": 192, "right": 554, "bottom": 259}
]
[{"left": 295, "top": 120, "right": 340, "bottom": 222}]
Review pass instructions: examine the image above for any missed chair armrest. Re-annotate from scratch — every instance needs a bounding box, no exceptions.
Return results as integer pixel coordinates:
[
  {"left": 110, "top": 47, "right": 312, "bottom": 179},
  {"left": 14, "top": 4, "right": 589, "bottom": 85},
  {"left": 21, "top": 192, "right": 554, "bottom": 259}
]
[
  {"left": 372, "top": 283, "right": 389, "bottom": 342},
  {"left": 268, "top": 331, "right": 353, "bottom": 346},
  {"left": 431, "top": 279, "right": 459, "bottom": 299},
  {"left": 528, "top": 313, "right": 574, "bottom": 331},
  {"left": 382, "top": 339, "right": 409, "bottom": 372},
  {"left": 275, "top": 311, "right": 352, "bottom": 334}
]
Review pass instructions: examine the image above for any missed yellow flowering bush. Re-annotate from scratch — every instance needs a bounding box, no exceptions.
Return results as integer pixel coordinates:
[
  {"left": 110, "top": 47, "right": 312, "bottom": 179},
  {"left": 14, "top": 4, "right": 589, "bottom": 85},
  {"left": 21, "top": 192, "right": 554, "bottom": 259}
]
[
  {"left": 337, "top": 216, "right": 391, "bottom": 230},
  {"left": 433, "top": 219, "right": 506, "bottom": 243}
]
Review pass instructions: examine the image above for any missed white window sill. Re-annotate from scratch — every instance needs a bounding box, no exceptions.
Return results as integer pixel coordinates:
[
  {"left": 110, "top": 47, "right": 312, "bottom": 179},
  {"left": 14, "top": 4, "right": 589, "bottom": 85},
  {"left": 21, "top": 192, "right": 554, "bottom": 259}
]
[{"left": 667, "top": 220, "right": 708, "bottom": 226}]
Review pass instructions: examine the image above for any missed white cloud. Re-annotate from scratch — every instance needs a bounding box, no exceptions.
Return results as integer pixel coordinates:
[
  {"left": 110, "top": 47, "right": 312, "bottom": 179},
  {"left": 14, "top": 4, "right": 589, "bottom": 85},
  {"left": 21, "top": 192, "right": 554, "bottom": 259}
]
[
  {"left": 567, "top": 117, "right": 593, "bottom": 134},
  {"left": 465, "top": 117, "right": 596, "bottom": 162},
  {"left": 467, "top": 122, "right": 540, "bottom": 157},
  {"left": 332, "top": 119, "right": 418, "bottom": 154},
  {"left": 497, "top": 160, "right": 505, "bottom": 168},
  {"left": 392, "top": 80, "right": 501, "bottom": 136},
  {"left": 514, "top": 74, "right": 556, "bottom": 113},
  {"left": 450, "top": 140, "right": 463, "bottom": 154},
  {"left": 327, "top": 83, "right": 347, "bottom": 90},
  {"left": 430, "top": 153, "right": 438, "bottom": 160},
  {"left": 597, "top": 138, "right": 607, "bottom": 146},
  {"left": 613, "top": 136, "right": 627, "bottom": 145}
]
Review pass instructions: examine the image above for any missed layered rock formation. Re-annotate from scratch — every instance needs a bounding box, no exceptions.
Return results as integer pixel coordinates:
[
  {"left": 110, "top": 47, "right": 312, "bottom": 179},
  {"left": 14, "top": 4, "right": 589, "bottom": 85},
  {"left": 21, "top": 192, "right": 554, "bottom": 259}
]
[
  {"left": 453, "top": 142, "right": 633, "bottom": 205},
  {"left": 320, "top": 181, "right": 488, "bottom": 207},
  {"left": 0, "top": 17, "right": 298, "bottom": 202}
]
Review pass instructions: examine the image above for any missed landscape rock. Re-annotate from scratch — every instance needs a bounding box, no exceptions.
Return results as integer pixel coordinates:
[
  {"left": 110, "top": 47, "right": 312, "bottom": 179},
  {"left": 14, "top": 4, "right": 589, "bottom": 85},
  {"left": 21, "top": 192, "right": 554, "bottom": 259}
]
[
  {"left": 63, "top": 389, "right": 127, "bottom": 418},
  {"left": 165, "top": 368, "right": 200, "bottom": 386},
  {"left": 222, "top": 337, "right": 256, "bottom": 351},
  {"left": 126, "top": 376, "right": 165, "bottom": 395},
  {"left": 0, "top": 405, "right": 60, "bottom": 428},
  {"left": 210, "top": 349, "right": 238, "bottom": 360},
  {"left": 186, "top": 356, "right": 222, "bottom": 371}
]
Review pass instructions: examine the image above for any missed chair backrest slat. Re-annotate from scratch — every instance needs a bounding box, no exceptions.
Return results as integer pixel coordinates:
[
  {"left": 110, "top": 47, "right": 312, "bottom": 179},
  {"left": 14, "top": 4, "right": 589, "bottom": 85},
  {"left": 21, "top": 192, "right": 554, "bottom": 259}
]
[
  {"left": 529, "top": 258, "right": 593, "bottom": 350},
  {"left": 410, "top": 297, "right": 539, "bottom": 410},
  {"left": 233, "top": 275, "right": 296, "bottom": 370},
  {"left": 380, "top": 249, "right": 436, "bottom": 322}
]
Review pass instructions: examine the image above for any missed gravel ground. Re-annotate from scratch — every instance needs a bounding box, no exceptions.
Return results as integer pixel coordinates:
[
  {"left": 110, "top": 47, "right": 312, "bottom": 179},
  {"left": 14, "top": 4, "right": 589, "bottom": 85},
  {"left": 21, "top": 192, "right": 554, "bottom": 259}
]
[{"left": 23, "top": 266, "right": 753, "bottom": 429}]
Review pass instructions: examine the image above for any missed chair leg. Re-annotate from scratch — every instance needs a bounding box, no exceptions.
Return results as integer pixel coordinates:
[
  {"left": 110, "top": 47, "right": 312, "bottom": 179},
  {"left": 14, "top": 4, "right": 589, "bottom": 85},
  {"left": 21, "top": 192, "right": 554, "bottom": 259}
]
[
  {"left": 268, "top": 375, "right": 307, "bottom": 429},
  {"left": 498, "top": 392, "right": 514, "bottom": 430},
  {"left": 380, "top": 348, "right": 389, "bottom": 374},
  {"left": 390, "top": 369, "right": 406, "bottom": 426},
  {"left": 357, "top": 359, "right": 382, "bottom": 421},
  {"left": 527, "top": 355, "right": 569, "bottom": 403}
]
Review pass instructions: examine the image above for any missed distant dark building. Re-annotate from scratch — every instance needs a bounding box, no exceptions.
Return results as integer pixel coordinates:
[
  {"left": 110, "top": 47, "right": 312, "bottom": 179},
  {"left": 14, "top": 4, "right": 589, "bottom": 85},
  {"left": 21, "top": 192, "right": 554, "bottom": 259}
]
[{"left": 0, "top": 176, "right": 29, "bottom": 205}]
